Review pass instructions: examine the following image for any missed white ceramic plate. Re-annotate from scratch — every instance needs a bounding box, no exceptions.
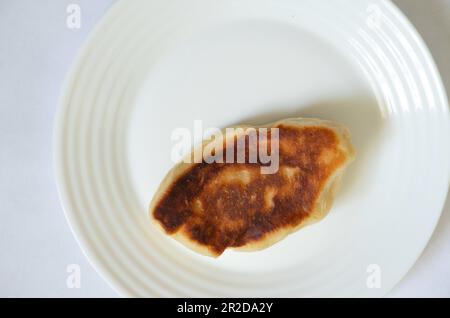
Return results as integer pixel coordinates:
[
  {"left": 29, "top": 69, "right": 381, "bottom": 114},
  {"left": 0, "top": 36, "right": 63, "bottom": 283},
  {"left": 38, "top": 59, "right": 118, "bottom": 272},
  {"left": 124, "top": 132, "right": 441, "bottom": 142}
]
[{"left": 55, "top": 0, "right": 450, "bottom": 297}]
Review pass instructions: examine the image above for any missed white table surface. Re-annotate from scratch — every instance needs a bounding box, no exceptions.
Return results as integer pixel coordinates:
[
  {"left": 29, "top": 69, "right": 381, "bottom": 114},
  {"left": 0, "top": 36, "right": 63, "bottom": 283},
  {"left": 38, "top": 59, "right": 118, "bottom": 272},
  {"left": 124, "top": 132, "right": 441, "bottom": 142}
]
[{"left": 0, "top": 0, "right": 449, "bottom": 297}]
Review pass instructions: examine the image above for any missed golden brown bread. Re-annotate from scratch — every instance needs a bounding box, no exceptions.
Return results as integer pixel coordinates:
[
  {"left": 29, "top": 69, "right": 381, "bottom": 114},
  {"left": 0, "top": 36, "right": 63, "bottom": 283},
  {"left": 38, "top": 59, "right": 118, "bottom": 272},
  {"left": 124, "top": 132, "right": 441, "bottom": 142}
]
[{"left": 149, "top": 118, "right": 355, "bottom": 257}]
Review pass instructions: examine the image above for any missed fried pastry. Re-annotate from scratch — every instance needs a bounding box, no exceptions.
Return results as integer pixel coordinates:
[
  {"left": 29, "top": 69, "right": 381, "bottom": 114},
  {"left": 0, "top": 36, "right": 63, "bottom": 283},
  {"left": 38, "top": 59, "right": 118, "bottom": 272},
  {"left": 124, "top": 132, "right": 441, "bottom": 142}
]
[{"left": 149, "top": 118, "right": 355, "bottom": 257}]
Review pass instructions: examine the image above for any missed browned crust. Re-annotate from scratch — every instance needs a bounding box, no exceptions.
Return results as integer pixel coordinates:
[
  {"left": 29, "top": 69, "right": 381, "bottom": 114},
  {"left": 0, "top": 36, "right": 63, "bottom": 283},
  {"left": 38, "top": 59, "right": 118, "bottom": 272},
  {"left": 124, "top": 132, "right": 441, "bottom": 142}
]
[{"left": 149, "top": 118, "right": 355, "bottom": 257}]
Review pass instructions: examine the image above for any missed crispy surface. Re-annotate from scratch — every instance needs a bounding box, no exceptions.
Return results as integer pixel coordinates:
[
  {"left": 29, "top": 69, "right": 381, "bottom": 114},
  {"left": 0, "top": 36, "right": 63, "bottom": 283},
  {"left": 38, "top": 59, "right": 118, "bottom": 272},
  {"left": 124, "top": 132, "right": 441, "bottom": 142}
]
[{"left": 149, "top": 118, "right": 355, "bottom": 257}]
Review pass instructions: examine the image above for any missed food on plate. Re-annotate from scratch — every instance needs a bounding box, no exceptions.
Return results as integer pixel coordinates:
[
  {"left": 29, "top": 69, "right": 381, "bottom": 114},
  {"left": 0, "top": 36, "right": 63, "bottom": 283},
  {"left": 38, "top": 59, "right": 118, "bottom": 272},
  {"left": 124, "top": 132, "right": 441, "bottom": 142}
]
[{"left": 149, "top": 118, "right": 355, "bottom": 257}]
